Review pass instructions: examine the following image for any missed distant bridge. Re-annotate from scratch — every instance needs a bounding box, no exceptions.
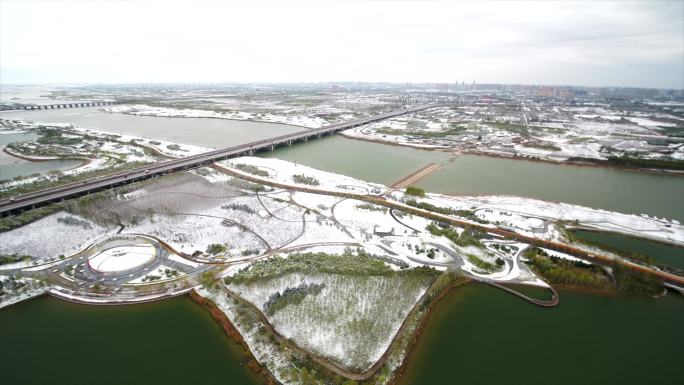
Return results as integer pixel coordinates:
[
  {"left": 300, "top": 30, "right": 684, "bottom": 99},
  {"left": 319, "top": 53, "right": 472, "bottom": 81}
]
[
  {"left": 22, "top": 101, "right": 117, "bottom": 110},
  {"left": 0, "top": 104, "right": 443, "bottom": 216},
  {"left": 0, "top": 101, "right": 117, "bottom": 111}
]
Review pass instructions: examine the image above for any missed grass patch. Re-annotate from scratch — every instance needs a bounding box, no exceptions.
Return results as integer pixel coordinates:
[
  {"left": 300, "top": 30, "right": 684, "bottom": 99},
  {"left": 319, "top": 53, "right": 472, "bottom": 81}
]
[
  {"left": 376, "top": 126, "right": 466, "bottom": 138},
  {"left": 405, "top": 186, "right": 425, "bottom": 197},
  {"left": 206, "top": 244, "right": 227, "bottom": 255},
  {"left": 0, "top": 203, "right": 64, "bottom": 232},
  {"left": 523, "top": 248, "right": 662, "bottom": 295},
  {"left": 292, "top": 174, "right": 320, "bottom": 186},
  {"left": 486, "top": 122, "right": 531, "bottom": 138},
  {"left": 233, "top": 163, "right": 269, "bottom": 177},
  {"left": 0, "top": 254, "right": 31, "bottom": 266},
  {"left": 404, "top": 199, "right": 487, "bottom": 224},
  {"left": 225, "top": 251, "right": 439, "bottom": 285},
  {"left": 606, "top": 155, "right": 684, "bottom": 171},
  {"left": 523, "top": 248, "right": 611, "bottom": 290},
  {"left": 466, "top": 254, "right": 500, "bottom": 272},
  {"left": 227, "top": 253, "right": 441, "bottom": 371},
  {"left": 427, "top": 222, "right": 487, "bottom": 248},
  {"left": 521, "top": 142, "right": 562, "bottom": 151}
]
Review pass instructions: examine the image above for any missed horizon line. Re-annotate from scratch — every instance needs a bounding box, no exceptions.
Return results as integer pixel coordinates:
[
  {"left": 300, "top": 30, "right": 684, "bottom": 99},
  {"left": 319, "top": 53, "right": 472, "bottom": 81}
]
[{"left": 1, "top": 81, "right": 682, "bottom": 91}]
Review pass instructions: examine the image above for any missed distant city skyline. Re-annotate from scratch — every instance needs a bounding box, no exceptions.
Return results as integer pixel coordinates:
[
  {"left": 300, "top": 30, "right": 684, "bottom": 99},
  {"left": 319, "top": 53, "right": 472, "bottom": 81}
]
[{"left": 1, "top": 0, "right": 682, "bottom": 89}]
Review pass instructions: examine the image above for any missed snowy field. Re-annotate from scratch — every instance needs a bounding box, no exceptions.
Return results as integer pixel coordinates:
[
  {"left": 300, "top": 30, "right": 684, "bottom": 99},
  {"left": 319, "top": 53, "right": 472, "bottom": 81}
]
[
  {"left": 229, "top": 271, "right": 432, "bottom": 371},
  {"left": 424, "top": 194, "right": 684, "bottom": 245},
  {"left": 221, "top": 156, "right": 386, "bottom": 195},
  {"left": 0, "top": 212, "right": 114, "bottom": 260},
  {"left": 337, "top": 104, "right": 684, "bottom": 163},
  {"left": 106, "top": 104, "right": 329, "bottom": 129}
]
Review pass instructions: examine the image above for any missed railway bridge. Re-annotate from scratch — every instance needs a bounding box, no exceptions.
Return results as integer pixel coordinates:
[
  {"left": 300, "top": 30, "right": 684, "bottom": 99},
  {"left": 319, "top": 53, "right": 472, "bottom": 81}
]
[{"left": 22, "top": 101, "right": 117, "bottom": 110}]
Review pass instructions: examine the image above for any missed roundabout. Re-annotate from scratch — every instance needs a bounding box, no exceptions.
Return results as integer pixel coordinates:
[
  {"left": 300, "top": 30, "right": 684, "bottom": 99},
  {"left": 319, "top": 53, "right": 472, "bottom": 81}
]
[
  {"left": 88, "top": 244, "right": 157, "bottom": 273},
  {"left": 84, "top": 235, "right": 161, "bottom": 276}
]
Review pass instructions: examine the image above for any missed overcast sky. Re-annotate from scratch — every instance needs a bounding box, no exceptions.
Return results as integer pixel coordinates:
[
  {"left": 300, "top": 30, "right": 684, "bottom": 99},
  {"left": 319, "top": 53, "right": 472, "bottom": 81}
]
[{"left": 1, "top": 0, "right": 682, "bottom": 88}]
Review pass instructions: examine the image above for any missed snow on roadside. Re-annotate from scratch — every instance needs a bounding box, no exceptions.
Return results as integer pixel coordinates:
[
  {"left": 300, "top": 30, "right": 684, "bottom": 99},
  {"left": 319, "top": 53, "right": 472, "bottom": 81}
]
[
  {"left": 0, "top": 212, "right": 115, "bottom": 260},
  {"left": 427, "top": 194, "right": 684, "bottom": 245}
]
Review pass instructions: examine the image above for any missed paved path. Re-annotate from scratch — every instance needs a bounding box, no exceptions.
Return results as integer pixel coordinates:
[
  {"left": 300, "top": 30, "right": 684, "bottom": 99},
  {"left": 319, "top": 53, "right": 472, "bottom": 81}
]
[{"left": 390, "top": 162, "right": 440, "bottom": 189}]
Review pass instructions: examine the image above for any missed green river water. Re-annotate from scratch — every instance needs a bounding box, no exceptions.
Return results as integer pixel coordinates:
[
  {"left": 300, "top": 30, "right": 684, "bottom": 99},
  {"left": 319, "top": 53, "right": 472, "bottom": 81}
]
[
  {"left": 572, "top": 230, "right": 684, "bottom": 271},
  {"left": 398, "top": 283, "right": 684, "bottom": 385},
  {"left": 266, "top": 136, "right": 684, "bottom": 222},
  {"left": 0, "top": 295, "right": 262, "bottom": 385}
]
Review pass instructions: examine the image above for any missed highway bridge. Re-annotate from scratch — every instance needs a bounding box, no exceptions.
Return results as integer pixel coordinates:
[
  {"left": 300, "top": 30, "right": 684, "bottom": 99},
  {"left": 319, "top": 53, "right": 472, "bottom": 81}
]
[{"left": 0, "top": 104, "right": 442, "bottom": 216}]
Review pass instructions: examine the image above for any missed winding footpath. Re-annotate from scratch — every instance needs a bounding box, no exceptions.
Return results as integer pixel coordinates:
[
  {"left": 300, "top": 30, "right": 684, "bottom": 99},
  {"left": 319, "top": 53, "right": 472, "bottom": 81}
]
[{"left": 212, "top": 163, "right": 684, "bottom": 287}]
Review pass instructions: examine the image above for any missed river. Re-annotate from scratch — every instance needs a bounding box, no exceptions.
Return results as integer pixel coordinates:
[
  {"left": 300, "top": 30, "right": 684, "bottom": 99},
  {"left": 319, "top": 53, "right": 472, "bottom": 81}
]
[
  {"left": 0, "top": 108, "right": 303, "bottom": 149},
  {"left": 266, "top": 136, "right": 684, "bottom": 222},
  {"left": 0, "top": 295, "right": 263, "bottom": 385},
  {"left": 571, "top": 230, "right": 684, "bottom": 271},
  {"left": 0, "top": 131, "right": 82, "bottom": 180},
  {"left": 398, "top": 283, "right": 684, "bottom": 385}
]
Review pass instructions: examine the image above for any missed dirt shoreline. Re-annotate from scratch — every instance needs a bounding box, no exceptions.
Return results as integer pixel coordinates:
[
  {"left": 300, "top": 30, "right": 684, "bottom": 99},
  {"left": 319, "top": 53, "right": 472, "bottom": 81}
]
[
  {"left": 340, "top": 132, "right": 684, "bottom": 176},
  {"left": 188, "top": 291, "right": 278, "bottom": 385}
]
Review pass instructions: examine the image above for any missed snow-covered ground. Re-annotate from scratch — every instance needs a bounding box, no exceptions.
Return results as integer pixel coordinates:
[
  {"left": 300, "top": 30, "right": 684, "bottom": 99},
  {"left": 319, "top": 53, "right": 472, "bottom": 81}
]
[
  {"left": 425, "top": 194, "right": 684, "bottom": 245},
  {"left": 127, "top": 264, "right": 182, "bottom": 283},
  {"left": 0, "top": 275, "right": 50, "bottom": 309},
  {"left": 0, "top": 212, "right": 116, "bottom": 261},
  {"left": 337, "top": 104, "right": 684, "bottom": 164},
  {"left": 220, "top": 156, "right": 386, "bottom": 196},
  {"left": 229, "top": 271, "right": 432, "bottom": 371},
  {"left": 106, "top": 104, "right": 329, "bottom": 129}
]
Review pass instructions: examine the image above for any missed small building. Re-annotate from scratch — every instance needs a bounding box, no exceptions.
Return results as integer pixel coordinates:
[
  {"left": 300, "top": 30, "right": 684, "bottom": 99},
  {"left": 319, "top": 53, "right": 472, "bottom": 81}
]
[{"left": 374, "top": 226, "right": 394, "bottom": 236}]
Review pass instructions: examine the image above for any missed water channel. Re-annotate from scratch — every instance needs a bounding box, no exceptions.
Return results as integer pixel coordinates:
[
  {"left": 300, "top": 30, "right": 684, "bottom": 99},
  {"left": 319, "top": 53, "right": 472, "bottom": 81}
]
[
  {"left": 571, "top": 230, "right": 684, "bottom": 271},
  {"left": 0, "top": 131, "right": 82, "bottom": 180}
]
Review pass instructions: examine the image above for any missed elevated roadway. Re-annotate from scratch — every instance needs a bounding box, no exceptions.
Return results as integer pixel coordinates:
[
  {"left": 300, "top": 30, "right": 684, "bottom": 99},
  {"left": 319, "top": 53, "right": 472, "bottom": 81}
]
[{"left": 0, "top": 104, "right": 442, "bottom": 216}]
